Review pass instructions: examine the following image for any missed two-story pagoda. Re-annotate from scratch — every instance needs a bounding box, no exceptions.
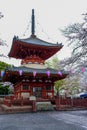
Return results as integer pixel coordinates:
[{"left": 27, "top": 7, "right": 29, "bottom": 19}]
[{"left": 3, "top": 9, "right": 68, "bottom": 101}]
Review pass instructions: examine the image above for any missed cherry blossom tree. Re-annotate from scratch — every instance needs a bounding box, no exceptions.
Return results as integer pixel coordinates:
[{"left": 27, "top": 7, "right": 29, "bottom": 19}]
[
  {"left": 60, "top": 13, "right": 87, "bottom": 73},
  {"left": 0, "top": 12, "right": 7, "bottom": 57},
  {"left": 58, "top": 13, "right": 87, "bottom": 92}
]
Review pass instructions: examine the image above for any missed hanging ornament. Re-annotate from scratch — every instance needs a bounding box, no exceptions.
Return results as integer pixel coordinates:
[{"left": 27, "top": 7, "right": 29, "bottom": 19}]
[
  {"left": 81, "top": 67, "right": 85, "bottom": 74},
  {"left": 58, "top": 71, "right": 62, "bottom": 76},
  {"left": 19, "top": 70, "right": 23, "bottom": 76},
  {"left": 46, "top": 70, "right": 50, "bottom": 77},
  {"left": 1, "top": 70, "right": 5, "bottom": 77},
  {"left": 33, "top": 70, "right": 37, "bottom": 77}
]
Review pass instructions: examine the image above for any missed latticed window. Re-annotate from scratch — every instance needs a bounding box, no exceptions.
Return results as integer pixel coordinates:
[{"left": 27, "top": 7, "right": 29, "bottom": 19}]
[
  {"left": 46, "top": 86, "right": 52, "bottom": 90},
  {"left": 23, "top": 86, "right": 29, "bottom": 90}
]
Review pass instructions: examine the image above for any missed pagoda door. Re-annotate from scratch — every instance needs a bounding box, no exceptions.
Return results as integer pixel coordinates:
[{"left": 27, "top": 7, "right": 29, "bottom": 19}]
[{"left": 33, "top": 87, "right": 42, "bottom": 97}]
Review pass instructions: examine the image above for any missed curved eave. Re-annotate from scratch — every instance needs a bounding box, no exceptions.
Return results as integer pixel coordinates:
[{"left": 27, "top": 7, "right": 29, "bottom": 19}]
[
  {"left": 18, "top": 35, "right": 63, "bottom": 46},
  {"left": 2, "top": 66, "right": 69, "bottom": 83},
  {"left": 8, "top": 37, "right": 63, "bottom": 60}
]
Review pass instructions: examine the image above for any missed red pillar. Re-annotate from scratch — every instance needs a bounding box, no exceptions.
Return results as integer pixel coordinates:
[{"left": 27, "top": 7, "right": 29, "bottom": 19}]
[
  {"left": 52, "top": 85, "right": 54, "bottom": 98},
  {"left": 55, "top": 96, "right": 61, "bottom": 110},
  {"left": 32, "top": 101, "right": 36, "bottom": 112},
  {"left": 42, "top": 86, "right": 46, "bottom": 98}
]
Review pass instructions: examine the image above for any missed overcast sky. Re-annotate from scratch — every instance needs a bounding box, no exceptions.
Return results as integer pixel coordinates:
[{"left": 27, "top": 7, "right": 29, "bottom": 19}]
[{"left": 0, "top": 0, "right": 87, "bottom": 66}]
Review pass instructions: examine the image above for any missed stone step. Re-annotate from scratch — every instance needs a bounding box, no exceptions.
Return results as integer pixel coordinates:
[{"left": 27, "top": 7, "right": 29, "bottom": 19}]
[
  {"left": 0, "top": 105, "right": 5, "bottom": 114},
  {"left": 36, "top": 101, "right": 54, "bottom": 111}
]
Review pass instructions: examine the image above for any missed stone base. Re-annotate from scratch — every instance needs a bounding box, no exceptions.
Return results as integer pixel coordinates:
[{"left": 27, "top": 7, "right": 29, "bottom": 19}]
[{"left": 1, "top": 104, "right": 32, "bottom": 114}]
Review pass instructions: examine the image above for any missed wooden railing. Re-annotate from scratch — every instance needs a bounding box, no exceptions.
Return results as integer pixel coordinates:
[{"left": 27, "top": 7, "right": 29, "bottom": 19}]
[
  {"left": 3, "top": 95, "right": 87, "bottom": 112},
  {"left": 56, "top": 97, "right": 87, "bottom": 108}
]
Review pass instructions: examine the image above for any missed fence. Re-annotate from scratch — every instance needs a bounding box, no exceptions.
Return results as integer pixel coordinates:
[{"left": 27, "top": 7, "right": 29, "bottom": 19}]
[{"left": 58, "top": 98, "right": 87, "bottom": 108}]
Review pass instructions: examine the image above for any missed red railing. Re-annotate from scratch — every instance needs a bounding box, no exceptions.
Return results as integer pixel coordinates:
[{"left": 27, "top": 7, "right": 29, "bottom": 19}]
[
  {"left": 56, "top": 97, "right": 87, "bottom": 108},
  {"left": 3, "top": 95, "right": 87, "bottom": 111}
]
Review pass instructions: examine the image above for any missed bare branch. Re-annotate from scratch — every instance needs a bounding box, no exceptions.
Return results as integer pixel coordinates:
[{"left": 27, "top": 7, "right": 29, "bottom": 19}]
[{"left": 60, "top": 13, "right": 87, "bottom": 73}]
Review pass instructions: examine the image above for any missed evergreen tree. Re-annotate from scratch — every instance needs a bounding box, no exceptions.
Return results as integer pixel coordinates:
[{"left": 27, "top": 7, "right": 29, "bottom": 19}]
[{"left": 0, "top": 61, "right": 11, "bottom": 70}]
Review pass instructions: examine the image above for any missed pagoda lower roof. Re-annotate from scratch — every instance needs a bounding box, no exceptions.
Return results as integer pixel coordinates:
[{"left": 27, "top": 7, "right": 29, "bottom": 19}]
[
  {"left": 2, "top": 66, "right": 69, "bottom": 84},
  {"left": 5, "top": 66, "right": 68, "bottom": 75}
]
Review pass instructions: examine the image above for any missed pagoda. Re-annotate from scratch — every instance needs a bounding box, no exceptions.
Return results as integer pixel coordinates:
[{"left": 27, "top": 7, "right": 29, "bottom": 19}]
[{"left": 2, "top": 9, "right": 68, "bottom": 111}]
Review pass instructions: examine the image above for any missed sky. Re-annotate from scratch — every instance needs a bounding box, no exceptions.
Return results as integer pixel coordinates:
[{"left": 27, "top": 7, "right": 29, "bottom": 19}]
[{"left": 0, "top": 0, "right": 87, "bottom": 66}]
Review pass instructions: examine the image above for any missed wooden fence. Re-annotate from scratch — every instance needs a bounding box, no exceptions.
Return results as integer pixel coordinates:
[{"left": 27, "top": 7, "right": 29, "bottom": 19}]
[{"left": 58, "top": 98, "right": 87, "bottom": 108}]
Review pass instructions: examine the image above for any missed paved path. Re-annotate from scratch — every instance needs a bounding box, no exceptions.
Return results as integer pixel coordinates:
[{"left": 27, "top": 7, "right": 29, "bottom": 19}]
[
  {"left": 49, "top": 110, "right": 87, "bottom": 129},
  {"left": 0, "top": 111, "right": 87, "bottom": 130},
  {"left": 0, "top": 105, "right": 4, "bottom": 114}
]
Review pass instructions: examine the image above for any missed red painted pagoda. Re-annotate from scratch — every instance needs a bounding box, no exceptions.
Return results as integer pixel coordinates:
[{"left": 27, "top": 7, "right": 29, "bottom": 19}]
[{"left": 2, "top": 9, "right": 68, "bottom": 112}]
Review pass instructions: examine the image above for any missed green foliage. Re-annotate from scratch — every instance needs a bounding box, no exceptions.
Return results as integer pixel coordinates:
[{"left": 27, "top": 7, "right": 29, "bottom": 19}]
[
  {"left": 45, "top": 60, "right": 53, "bottom": 68},
  {"left": 0, "top": 61, "right": 12, "bottom": 95},
  {"left": 0, "top": 61, "right": 11, "bottom": 70},
  {"left": 55, "top": 80, "right": 65, "bottom": 96},
  {"left": 0, "top": 83, "right": 10, "bottom": 95},
  {"left": 45, "top": 55, "right": 59, "bottom": 69},
  {"left": 46, "top": 56, "right": 66, "bottom": 96}
]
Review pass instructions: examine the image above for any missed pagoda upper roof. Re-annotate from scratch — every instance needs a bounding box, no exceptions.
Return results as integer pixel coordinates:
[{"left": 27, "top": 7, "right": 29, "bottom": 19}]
[
  {"left": 8, "top": 35, "right": 63, "bottom": 60},
  {"left": 17, "top": 35, "right": 63, "bottom": 47}
]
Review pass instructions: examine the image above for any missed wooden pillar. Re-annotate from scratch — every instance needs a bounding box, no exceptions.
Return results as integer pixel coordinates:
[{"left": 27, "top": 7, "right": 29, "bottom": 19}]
[
  {"left": 14, "top": 86, "right": 16, "bottom": 96},
  {"left": 42, "top": 85, "right": 46, "bottom": 98},
  {"left": 20, "top": 84, "right": 22, "bottom": 98},
  {"left": 32, "top": 101, "right": 36, "bottom": 112},
  {"left": 21, "top": 97, "right": 23, "bottom": 106},
  {"left": 55, "top": 96, "right": 61, "bottom": 110},
  {"left": 52, "top": 85, "right": 54, "bottom": 97},
  {"left": 30, "top": 85, "right": 33, "bottom": 96}
]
